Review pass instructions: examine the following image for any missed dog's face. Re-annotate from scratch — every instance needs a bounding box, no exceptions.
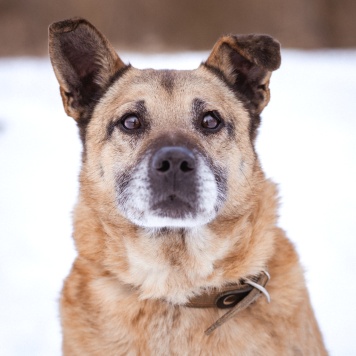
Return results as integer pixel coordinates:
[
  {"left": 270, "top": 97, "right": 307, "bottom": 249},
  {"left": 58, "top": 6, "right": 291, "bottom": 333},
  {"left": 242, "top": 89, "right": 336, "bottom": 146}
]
[
  {"left": 86, "top": 68, "right": 250, "bottom": 228},
  {"left": 49, "top": 18, "right": 280, "bottom": 231}
]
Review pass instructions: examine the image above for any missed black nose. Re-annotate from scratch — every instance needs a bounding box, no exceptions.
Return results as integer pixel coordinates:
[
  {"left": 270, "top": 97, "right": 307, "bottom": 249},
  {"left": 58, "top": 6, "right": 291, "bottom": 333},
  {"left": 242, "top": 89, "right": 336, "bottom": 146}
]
[
  {"left": 152, "top": 146, "right": 195, "bottom": 175},
  {"left": 149, "top": 145, "right": 197, "bottom": 218}
]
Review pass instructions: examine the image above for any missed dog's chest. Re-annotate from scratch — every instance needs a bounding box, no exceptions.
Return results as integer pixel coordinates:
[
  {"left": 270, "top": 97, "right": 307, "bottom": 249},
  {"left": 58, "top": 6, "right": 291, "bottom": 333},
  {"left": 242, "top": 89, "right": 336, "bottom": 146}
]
[
  {"left": 89, "top": 275, "right": 274, "bottom": 355},
  {"left": 98, "top": 300, "right": 272, "bottom": 356},
  {"left": 119, "top": 228, "right": 232, "bottom": 304}
]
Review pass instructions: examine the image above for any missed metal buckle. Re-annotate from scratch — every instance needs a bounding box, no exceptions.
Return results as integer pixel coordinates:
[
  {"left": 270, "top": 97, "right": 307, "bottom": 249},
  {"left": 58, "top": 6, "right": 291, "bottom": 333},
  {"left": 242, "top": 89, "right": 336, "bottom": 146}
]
[{"left": 243, "top": 270, "right": 271, "bottom": 303}]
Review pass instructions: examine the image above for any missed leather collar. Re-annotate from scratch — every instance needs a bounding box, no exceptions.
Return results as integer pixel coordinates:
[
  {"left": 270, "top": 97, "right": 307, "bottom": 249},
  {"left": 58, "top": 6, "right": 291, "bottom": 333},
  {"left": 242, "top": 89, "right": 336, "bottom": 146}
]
[{"left": 185, "top": 271, "right": 270, "bottom": 335}]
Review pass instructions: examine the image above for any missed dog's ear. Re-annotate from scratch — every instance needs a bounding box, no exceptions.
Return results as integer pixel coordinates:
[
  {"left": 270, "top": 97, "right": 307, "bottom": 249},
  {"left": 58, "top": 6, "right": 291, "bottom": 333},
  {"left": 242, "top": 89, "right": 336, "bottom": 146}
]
[
  {"left": 204, "top": 34, "right": 281, "bottom": 114},
  {"left": 49, "top": 18, "right": 126, "bottom": 121}
]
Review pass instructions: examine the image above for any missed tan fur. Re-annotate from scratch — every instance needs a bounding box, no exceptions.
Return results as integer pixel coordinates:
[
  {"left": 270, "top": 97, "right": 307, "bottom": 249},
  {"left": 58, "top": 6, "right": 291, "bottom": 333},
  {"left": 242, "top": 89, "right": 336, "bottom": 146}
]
[{"left": 49, "top": 18, "right": 327, "bottom": 355}]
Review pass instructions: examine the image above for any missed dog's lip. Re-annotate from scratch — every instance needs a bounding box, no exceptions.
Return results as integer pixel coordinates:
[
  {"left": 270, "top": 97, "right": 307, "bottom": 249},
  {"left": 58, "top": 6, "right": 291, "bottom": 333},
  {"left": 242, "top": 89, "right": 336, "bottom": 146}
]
[
  {"left": 151, "top": 195, "right": 193, "bottom": 212},
  {"left": 152, "top": 195, "right": 192, "bottom": 208}
]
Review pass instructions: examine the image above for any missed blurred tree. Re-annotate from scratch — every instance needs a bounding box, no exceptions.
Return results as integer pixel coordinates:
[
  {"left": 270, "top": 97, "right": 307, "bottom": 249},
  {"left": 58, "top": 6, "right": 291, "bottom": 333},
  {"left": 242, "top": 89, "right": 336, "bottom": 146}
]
[{"left": 0, "top": 0, "right": 355, "bottom": 56}]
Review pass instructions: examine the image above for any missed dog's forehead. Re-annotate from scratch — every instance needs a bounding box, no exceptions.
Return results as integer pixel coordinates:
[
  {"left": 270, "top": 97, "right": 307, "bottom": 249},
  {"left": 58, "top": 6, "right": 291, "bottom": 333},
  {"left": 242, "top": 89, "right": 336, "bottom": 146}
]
[
  {"left": 109, "top": 66, "right": 235, "bottom": 108},
  {"left": 91, "top": 65, "right": 250, "bottom": 141},
  {"left": 127, "top": 67, "right": 209, "bottom": 90}
]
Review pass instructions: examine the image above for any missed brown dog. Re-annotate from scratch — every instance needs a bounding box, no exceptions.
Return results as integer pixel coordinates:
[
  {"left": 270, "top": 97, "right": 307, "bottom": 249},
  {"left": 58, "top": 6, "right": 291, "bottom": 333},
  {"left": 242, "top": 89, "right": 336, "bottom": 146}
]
[{"left": 49, "top": 18, "right": 327, "bottom": 355}]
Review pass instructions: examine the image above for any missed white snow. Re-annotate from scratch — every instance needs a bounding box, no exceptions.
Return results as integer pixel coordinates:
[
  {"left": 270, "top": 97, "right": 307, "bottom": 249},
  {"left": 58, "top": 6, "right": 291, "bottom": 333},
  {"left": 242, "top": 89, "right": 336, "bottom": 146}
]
[{"left": 0, "top": 51, "right": 355, "bottom": 355}]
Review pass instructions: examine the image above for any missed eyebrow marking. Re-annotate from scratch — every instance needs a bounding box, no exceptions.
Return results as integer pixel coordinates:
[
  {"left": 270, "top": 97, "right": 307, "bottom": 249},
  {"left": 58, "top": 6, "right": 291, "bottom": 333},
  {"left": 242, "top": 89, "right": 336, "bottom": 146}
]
[
  {"left": 191, "top": 98, "right": 207, "bottom": 117},
  {"left": 134, "top": 100, "right": 148, "bottom": 116}
]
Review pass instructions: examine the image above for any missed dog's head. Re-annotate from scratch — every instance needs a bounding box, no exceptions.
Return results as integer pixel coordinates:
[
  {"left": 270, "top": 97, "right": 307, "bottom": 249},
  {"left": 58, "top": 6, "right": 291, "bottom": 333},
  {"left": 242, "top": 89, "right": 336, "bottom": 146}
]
[{"left": 49, "top": 18, "right": 280, "bottom": 230}]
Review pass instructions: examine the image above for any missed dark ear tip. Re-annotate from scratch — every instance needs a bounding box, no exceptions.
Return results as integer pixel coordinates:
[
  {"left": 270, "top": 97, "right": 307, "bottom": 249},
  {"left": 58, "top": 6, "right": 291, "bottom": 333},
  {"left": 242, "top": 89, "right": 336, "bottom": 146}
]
[
  {"left": 49, "top": 17, "right": 89, "bottom": 35},
  {"left": 253, "top": 34, "right": 281, "bottom": 71},
  {"left": 230, "top": 34, "right": 282, "bottom": 71},
  {"left": 259, "top": 35, "right": 281, "bottom": 70}
]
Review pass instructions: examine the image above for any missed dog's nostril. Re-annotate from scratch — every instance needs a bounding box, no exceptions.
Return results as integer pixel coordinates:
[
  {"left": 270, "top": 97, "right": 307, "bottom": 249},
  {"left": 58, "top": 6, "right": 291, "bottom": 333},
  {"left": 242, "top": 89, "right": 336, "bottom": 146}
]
[
  {"left": 180, "top": 161, "right": 194, "bottom": 172},
  {"left": 157, "top": 160, "right": 170, "bottom": 172},
  {"left": 152, "top": 147, "right": 195, "bottom": 175}
]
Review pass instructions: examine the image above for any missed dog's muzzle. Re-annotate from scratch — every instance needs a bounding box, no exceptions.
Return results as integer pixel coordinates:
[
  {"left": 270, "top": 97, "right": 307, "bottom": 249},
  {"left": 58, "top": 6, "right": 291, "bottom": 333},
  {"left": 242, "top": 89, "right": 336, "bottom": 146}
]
[{"left": 149, "top": 146, "right": 198, "bottom": 218}]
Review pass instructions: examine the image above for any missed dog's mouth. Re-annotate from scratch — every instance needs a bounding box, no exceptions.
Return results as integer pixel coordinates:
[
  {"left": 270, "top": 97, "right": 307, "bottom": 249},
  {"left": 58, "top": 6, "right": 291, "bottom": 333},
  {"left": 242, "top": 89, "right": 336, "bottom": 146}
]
[
  {"left": 151, "top": 194, "right": 194, "bottom": 219},
  {"left": 115, "top": 142, "right": 225, "bottom": 228}
]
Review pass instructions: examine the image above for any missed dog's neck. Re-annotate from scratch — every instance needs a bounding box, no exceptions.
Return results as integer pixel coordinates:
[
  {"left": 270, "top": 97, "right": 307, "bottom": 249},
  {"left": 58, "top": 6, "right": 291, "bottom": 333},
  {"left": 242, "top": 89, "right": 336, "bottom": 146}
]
[
  {"left": 73, "top": 178, "right": 278, "bottom": 305},
  {"left": 186, "top": 271, "right": 271, "bottom": 335}
]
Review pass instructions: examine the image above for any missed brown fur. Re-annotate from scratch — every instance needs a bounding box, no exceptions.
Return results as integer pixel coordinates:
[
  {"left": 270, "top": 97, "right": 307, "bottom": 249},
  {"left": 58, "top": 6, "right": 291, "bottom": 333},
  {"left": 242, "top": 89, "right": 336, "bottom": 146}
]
[{"left": 49, "top": 18, "right": 327, "bottom": 355}]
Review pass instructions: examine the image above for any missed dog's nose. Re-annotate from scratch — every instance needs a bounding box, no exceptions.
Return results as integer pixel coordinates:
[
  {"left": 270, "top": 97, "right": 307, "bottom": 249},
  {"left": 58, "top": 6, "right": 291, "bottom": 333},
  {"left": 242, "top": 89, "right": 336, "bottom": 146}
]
[
  {"left": 152, "top": 146, "right": 195, "bottom": 175},
  {"left": 149, "top": 145, "right": 198, "bottom": 218}
]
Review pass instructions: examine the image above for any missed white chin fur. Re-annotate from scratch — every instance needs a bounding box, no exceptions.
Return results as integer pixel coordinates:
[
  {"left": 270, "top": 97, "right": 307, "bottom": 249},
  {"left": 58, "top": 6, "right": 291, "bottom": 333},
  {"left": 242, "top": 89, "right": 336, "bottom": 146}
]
[{"left": 128, "top": 212, "right": 216, "bottom": 229}]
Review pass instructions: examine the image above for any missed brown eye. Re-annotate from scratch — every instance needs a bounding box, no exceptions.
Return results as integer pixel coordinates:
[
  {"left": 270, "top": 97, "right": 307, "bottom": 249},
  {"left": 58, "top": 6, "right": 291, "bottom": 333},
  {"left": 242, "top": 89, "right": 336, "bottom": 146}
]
[
  {"left": 122, "top": 115, "right": 141, "bottom": 130},
  {"left": 201, "top": 112, "right": 221, "bottom": 130}
]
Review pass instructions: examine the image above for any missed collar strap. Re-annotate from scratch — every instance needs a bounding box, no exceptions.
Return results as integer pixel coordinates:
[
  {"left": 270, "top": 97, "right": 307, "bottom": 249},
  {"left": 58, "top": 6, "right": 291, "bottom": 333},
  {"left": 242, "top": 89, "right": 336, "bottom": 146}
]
[{"left": 185, "top": 271, "right": 270, "bottom": 335}]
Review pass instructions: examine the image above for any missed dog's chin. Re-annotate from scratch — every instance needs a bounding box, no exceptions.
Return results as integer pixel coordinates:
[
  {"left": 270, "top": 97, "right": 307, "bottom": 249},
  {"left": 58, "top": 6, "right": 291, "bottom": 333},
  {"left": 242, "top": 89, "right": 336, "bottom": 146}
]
[
  {"left": 132, "top": 215, "right": 214, "bottom": 229},
  {"left": 125, "top": 206, "right": 217, "bottom": 229}
]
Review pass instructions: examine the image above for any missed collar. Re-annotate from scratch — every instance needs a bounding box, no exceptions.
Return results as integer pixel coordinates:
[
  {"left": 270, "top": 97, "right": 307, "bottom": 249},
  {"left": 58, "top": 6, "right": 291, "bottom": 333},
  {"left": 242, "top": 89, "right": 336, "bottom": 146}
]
[{"left": 185, "top": 271, "right": 270, "bottom": 335}]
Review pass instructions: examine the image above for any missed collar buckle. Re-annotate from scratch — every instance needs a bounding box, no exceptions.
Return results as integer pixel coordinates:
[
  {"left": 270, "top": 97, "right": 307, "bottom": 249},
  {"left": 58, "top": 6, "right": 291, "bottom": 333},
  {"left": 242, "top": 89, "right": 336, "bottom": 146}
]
[{"left": 215, "top": 285, "right": 253, "bottom": 309}]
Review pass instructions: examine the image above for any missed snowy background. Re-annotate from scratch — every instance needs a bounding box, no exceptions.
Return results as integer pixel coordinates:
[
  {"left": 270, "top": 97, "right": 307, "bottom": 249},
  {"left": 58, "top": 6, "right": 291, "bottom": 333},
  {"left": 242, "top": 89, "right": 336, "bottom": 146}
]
[{"left": 0, "top": 51, "right": 355, "bottom": 355}]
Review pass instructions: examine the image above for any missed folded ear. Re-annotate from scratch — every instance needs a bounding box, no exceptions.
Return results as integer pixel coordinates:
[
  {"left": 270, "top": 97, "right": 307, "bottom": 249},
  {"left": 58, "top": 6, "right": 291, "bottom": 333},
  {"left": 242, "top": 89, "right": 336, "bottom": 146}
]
[
  {"left": 49, "top": 18, "right": 127, "bottom": 121},
  {"left": 204, "top": 34, "right": 281, "bottom": 114}
]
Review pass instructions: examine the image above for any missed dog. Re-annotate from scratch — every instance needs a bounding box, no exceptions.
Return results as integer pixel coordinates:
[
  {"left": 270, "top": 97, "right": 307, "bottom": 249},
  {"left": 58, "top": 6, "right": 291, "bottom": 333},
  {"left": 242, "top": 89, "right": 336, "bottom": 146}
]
[{"left": 49, "top": 18, "right": 327, "bottom": 355}]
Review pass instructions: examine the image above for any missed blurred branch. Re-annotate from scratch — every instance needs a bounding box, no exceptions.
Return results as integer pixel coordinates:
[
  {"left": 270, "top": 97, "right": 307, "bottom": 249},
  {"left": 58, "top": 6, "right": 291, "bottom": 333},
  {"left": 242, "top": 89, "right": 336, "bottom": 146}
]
[{"left": 0, "top": 0, "right": 355, "bottom": 56}]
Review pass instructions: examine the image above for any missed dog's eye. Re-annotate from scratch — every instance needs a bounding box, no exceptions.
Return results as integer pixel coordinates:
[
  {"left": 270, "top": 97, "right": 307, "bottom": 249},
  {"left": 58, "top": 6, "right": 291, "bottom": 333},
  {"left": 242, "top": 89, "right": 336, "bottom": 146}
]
[
  {"left": 201, "top": 112, "right": 221, "bottom": 130},
  {"left": 122, "top": 115, "right": 141, "bottom": 130}
]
